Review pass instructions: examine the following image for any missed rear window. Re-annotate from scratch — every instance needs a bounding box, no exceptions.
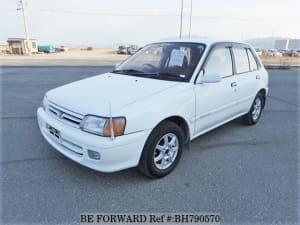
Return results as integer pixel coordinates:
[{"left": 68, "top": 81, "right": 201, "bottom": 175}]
[{"left": 232, "top": 48, "right": 249, "bottom": 74}]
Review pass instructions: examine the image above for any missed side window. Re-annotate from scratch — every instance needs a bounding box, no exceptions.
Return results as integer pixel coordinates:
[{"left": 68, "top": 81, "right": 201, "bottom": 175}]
[
  {"left": 204, "top": 47, "right": 233, "bottom": 78},
  {"left": 232, "top": 48, "right": 249, "bottom": 74},
  {"left": 247, "top": 49, "right": 258, "bottom": 71}
]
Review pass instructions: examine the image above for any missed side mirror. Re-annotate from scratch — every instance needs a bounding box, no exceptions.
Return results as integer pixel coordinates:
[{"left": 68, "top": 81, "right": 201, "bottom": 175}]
[
  {"left": 202, "top": 73, "right": 221, "bottom": 83},
  {"left": 196, "top": 70, "right": 221, "bottom": 84}
]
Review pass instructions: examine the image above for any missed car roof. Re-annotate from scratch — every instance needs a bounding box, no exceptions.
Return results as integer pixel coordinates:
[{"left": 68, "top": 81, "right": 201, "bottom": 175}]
[{"left": 156, "top": 38, "right": 251, "bottom": 48}]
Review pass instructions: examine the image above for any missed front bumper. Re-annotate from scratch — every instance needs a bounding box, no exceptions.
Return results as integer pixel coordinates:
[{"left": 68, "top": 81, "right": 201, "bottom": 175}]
[{"left": 37, "top": 107, "right": 151, "bottom": 172}]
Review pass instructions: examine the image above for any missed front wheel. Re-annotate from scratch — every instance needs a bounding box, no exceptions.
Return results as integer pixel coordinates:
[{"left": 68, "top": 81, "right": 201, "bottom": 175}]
[
  {"left": 242, "top": 93, "right": 264, "bottom": 125},
  {"left": 138, "top": 121, "right": 184, "bottom": 178}
]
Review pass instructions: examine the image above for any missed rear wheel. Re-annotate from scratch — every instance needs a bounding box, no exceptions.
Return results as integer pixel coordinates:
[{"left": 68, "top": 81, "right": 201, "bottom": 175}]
[
  {"left": 138, "top": 121, "right": 184, "bottom": 178},
  {"left": 243, "top": 93, "right": 264, "bottom": 125}
]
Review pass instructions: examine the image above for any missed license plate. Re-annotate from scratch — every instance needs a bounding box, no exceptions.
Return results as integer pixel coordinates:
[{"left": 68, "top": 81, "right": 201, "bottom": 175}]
[{"left": 47, "top": 124, "right": 60, "bottom": 139}]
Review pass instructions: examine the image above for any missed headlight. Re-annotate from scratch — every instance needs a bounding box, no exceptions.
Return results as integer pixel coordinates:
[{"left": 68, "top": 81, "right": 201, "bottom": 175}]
[
  {"left": 80, "top": 115, "right": 126, "bottom": 137},
  {"left": 42, "top": 95, "right": 48, "bottom": 110}
]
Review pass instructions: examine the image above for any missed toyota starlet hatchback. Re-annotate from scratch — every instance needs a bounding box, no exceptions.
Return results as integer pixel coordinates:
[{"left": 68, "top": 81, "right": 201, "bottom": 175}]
[{"left": 37, "top": 39, "right": 268, "bottom": 178}]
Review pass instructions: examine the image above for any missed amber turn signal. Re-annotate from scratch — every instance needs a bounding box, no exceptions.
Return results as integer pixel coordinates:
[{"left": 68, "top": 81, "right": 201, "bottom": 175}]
[{"left": 104, "top": 117, "right": 126, "bottom": 137}]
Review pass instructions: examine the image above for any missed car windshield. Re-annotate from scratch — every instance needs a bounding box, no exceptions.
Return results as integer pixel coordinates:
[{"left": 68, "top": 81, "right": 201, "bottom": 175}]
[{"left": 113, "top": 42, "right": 205, "bottom": 81}]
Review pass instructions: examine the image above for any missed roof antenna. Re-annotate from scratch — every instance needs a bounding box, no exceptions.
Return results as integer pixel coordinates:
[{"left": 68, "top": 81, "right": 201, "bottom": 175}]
[{"left": 109, "top": 101, "right": 115, "bottom": 140}]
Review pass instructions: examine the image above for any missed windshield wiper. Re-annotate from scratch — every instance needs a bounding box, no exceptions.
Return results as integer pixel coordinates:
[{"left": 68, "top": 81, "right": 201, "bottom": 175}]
[
  {"left": 112, "top": 69, "right": 160, "bottom": 78},
  {"left": 112, "top": 69, "right": 147, "bottom": 74},
  {"left": 112, "top": 69, "right": 186, "bottom": 80},
  {"left": 155, "top": 72, "right": 186, "bottom": 79}
]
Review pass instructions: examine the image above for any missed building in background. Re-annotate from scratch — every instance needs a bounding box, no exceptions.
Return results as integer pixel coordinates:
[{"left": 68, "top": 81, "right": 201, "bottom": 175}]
[
  {"left": 274, "top": 38, "right": 300, "bottom": 50},
  {"left": 274, "top": 39, "right": 289, "bottom": 50},
  {"left": 288, "top": 39, "right": 300, "bottom": 50},
  {"left": 7, "top": 38, "right": 38, "bottom": 54},
  {"left": 0, "top": 44, "right": 9, "bottom": 54}
]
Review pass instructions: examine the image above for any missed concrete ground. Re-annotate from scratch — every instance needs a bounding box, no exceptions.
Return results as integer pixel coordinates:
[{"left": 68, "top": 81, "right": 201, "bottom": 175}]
[{"left": 0, "top": 66, "right": 299, "bottom": 225}]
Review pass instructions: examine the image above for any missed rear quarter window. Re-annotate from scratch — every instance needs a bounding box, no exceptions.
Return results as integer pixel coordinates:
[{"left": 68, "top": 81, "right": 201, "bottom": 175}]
[{"left": 247, "top": 49, "right": 259, "bottom": 71}]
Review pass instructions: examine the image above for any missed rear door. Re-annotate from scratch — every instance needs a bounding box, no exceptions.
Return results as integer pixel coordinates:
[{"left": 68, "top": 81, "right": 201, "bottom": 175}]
[{"left": 232, "top": 47, "right": 260, "bottom": 114}]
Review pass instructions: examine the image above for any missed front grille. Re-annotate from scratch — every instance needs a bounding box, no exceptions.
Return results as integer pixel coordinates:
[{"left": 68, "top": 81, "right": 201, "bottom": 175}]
[{"left": 46, "top": 102, "right": 83, "bottom": 128}]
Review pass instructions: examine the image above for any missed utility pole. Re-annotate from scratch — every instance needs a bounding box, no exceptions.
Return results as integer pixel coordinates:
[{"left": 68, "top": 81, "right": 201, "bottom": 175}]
[
  {"left": 271, "top": 30, "right": 275, "bottom": 49},
  {"left": 179, "top": 0, "right": 183, "bottom": 39},
  {"left": 17, "top": 0, "right": 30, "bottom": 54},
  {"left": 188, "top": 0, "right": 193, "bottom": 39}
]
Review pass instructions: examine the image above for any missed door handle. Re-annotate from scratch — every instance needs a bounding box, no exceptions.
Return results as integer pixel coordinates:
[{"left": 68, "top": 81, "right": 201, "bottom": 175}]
[
  {"left": 256, "top": 75, "right": 261, "bottom": 79},
  {"left": 231, "top": 82, "right": 237, "bottom": 87}
]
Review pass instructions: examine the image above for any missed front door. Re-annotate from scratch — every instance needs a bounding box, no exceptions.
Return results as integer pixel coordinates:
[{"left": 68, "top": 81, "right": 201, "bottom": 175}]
[{"left": 193, "top": 46, "right": 238, "bottom": 136}]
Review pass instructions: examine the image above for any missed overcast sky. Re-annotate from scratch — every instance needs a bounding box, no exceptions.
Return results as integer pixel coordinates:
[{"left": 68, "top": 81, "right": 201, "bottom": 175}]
[{"left": 1, "top": 0, "right": 299, "bottom": 47}]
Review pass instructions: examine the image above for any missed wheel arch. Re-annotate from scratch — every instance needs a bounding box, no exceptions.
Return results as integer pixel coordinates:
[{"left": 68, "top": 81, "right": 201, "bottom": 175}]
[
  {"left": 154, "top": 116, "right": 190, "bottom": 144},
  {"left": 258, "top": 88, "right": 267, "bottom": 108}
]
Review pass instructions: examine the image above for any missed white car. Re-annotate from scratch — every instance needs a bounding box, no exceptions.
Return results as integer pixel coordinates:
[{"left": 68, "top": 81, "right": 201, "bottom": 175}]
[
  {"left": 37, "top": 39, "right": 268, "bottom": 178},
  {"left": 266, "top": 50, "right": 282, "bottom": 57}
]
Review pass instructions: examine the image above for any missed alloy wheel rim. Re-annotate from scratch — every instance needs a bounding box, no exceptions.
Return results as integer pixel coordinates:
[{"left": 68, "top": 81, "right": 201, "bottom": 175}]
[
  {"left": 153, "top": 133, "right": 179, "bottom": 170},
  {"left": 252, "top": 98, "right": 262, "bottom": 121}
]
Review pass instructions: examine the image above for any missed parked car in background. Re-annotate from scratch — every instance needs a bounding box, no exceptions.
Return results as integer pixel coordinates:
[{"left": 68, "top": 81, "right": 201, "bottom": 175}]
[
  {"left": 38, "top": 39, "right": 268, "bottom": 178},
  {"left": 274, "top": 51, "right": 283, "bottom": 57},
  {"left": 38, "top": 45, "right": 56, "bottom": 53},
  {"left": 265, "top": 49, "right": 282, "bottom": 57},
  {"left": 278, "top": 49, "right": 288, "bottom": 55},
  {"left": 117, "top": 45, "right": 128, "bottom": 54},
  {"left": 54, "top": 46, "right": 70, "bottom": 52},
  {"left": 255, "top": 48, "right": 263, "bottom": 56},
  {"left": 60, "top": 45, "right": 69, "bottom": 52},
  {"left": 127, "top": 45, "right": 139, "bottom": 55},
  {"left": 290, "top": 50, "right": 300, "bottom": 57},
  {"left": 264, "top": 50, "right": 273, "bottom": 56}
]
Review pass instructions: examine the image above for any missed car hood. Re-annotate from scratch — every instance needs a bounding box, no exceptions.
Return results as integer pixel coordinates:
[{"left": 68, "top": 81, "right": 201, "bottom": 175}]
[{"left": 47, "top": 73, "right": 180, "bottom": 116}]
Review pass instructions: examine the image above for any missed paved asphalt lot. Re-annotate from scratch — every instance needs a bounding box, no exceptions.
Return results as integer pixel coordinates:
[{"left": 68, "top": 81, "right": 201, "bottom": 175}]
[{"left": 0, "top": 66, "right": 299, "bottom": 225}]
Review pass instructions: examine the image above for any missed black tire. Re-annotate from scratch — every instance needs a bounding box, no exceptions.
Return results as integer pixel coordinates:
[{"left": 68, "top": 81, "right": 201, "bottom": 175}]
[
  {"left": 138, "top": 121, "right": 184, "bottom": 178},
  {"left": 242, "top": 92, "right": 264, "bottom": 125}
]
